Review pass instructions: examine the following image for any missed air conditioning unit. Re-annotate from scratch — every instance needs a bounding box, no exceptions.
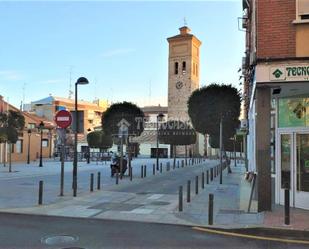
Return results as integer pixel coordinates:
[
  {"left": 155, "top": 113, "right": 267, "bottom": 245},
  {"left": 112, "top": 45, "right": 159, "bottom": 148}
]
[{"left": 240, "top": 119, "right": 248, "bottom": 130}]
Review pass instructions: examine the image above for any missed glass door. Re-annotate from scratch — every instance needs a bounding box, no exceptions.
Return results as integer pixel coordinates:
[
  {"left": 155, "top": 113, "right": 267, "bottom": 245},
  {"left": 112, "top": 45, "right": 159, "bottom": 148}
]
[
  {"left": 279, "top": 133, "right": 294, "bottom": 206},
  {"left": 278, "top": 132, "right": 309, "bottom": 209},
  {"left": 295, "top": 133, "right": 309, "bottom": 209}
]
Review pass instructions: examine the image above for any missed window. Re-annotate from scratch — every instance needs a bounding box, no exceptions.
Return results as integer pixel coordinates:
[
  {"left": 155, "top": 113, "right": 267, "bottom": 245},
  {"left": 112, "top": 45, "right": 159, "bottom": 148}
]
[
  {"left": 174, "top": 62, "right": 178, "bottom": 74},
  {"left": 16, "top": 140, "right": 23, "bottom": 154},
  {"left": 42, "top": 139, "right": 49, "bottom": 147},
  {"left": 182, "top": 61, "right": 186, "bottom": 74},
  {"left": 297, "top": 0, "right": 309, "bottom": 21},
  {"left": 193, "top": 63, "right": 195, "bottom": 75},
  {"left": 28, "top": 123, "right": 36, "bottom": 129}
]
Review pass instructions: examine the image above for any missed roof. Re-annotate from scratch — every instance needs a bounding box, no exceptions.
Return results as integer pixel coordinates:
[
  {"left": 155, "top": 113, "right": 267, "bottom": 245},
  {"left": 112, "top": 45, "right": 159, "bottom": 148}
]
[
  {"left": 31, "top": 96, "right": 103, "bottom": 108},
  {"left": 23, "top": 112, "right": 56, "bottom": 129},
  {"left": 142, "top": 105, "right": 168, "bottom": 114},
  {"left": 131, "top": 130, "right": 158, "bottom": 144}
]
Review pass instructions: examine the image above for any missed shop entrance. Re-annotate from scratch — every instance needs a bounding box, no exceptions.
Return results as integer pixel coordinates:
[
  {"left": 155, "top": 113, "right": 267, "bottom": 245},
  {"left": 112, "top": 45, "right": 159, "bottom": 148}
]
[{"left": 278, "top": 131, "right": 309, "bottom": 209}]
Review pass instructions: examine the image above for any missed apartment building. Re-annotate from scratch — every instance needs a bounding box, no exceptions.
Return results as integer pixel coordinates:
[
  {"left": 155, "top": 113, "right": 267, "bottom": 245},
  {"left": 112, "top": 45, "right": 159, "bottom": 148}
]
[
  {"left": 242, "top": 0, "right": 309, "bottom": 211},
  {"left": 0, "top": 96, "right": 55, "bottom": 163}
]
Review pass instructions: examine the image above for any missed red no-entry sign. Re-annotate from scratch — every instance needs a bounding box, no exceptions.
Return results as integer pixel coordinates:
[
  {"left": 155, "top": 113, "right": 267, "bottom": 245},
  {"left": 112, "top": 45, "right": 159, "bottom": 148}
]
[{"left": 55, "top": 110, "right": 72, "bottom": 129}]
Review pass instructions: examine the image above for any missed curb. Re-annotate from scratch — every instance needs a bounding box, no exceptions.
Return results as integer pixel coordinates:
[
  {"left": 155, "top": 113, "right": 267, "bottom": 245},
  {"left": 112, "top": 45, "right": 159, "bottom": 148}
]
[{"left": 193, "top": 226, "right": 309, "bottom": 242}]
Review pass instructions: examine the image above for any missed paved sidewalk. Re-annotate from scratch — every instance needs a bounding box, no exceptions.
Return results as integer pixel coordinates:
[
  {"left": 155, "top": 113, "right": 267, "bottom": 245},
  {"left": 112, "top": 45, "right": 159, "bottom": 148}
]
[{"left": 1, "top": 159, "right": 309, "bottom": 232}]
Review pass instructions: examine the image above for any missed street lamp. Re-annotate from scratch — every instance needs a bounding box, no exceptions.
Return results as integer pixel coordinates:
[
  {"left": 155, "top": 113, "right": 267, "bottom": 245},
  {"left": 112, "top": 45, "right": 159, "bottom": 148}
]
[
  {"left": 27, "top": 129, "right": 31, "bottom": 164},
  {"left": 156, "top": 113, "right": 164, "bottom": 170},
  {"left": 38, "top": 121, "right": 44, "bottom": 167},
  {"left": 73, "top": 76, "right": 89, "bottom": 197}
]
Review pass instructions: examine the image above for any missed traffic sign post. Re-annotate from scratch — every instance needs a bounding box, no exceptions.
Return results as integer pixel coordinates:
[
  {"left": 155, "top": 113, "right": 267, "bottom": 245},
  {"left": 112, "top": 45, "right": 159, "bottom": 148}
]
[
  {"left": 55, "top": 110, "right": 72, "bottom": 197},
  {"left": 55, "top": 110, "right": 72, "bottom": 129}
]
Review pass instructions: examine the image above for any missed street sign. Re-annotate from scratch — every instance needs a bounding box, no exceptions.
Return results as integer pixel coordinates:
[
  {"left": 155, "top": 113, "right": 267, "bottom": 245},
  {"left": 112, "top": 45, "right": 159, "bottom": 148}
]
[{"left": 55, "top": 110, "right": 72, "bottom": 129}]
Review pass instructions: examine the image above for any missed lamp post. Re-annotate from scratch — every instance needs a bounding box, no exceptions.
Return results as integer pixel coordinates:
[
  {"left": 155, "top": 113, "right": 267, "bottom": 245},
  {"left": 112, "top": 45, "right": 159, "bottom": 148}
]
[
  {"left": 73, "top": 77, "right": 89, "bottom": 197},
  {"left": 38, "top": 121, "right": 44, "bottom": 167},
  {"left": 27, "top": 129, "right": 31, "bottom": 164},
  {"left": 156, "top": 113, "right": 164, "bottom": 171}
]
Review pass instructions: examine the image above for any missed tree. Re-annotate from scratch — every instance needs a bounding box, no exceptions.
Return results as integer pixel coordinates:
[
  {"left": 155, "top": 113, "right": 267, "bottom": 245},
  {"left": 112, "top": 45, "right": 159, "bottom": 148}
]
[
  {"left": 158, "top": 120, "right": 196, "bottom": 167},
  {"left": 102, "top": 102, "right": 144, "bottom": 174},
  {"left": 188, "top": 84, "right": 241, "bottom": 173},
  {"left": 0, "top": 110, "right": 25, "bottom": 172},
  {"left": 188, "top": 84, "right": 241, "bottom": 139},
  {"left": 102, "top": 102, "right": 145, "bottom": 137},
  {"left": 87, "top": 131, "right": 113, "bottom": 151}
]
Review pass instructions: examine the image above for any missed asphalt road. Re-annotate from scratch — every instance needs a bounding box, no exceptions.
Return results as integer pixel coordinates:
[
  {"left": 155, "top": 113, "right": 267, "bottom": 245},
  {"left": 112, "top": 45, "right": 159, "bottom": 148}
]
[{"left": 0, "top": 213, "right": 307, "bottom": 249}]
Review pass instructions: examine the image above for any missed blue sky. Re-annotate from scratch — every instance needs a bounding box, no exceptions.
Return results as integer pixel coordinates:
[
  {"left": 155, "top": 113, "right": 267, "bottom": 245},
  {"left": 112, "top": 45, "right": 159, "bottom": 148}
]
[{"left": 0, "top": 0, "right": 244, "bottom": 108}]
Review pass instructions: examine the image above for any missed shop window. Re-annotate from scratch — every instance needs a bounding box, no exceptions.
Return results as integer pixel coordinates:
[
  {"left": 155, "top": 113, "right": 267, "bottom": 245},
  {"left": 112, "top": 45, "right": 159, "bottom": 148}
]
[
  {"left": 16, "top": 140, "right": 23, "bottom": 154},
  {"left": 174, "top": 62, "right": 179, "bottom": 75},
  {"left": 42, "top": 139, "right": 49, "bottom": 148},
  {"left": 297, "top": 0, "right": 309, "bottom": 21}
]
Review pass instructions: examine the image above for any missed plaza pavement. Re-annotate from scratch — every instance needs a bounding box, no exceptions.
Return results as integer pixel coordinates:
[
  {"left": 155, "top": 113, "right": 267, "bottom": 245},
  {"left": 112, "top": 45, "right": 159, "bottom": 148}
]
[{"left": 0, "top": 158, "right": 309, "bottom": 232}]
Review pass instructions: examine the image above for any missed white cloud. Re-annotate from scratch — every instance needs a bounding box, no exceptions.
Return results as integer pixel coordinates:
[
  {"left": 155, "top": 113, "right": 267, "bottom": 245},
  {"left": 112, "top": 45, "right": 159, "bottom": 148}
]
[
  {"left": 100, "top": 48, "right": 136, "bottom": 58},
  {"left": 0, "top": 70, "right": 22, "bottom": 81}
]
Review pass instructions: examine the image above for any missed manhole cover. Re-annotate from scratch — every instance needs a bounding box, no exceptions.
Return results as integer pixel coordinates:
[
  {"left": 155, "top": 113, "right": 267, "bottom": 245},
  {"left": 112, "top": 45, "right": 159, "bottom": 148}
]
[
  {"left": 41, "top": 235, "right": 79, "bottom": 245},
  {"left": 150, "top": 201, "right": 170, "bottom": 206}
]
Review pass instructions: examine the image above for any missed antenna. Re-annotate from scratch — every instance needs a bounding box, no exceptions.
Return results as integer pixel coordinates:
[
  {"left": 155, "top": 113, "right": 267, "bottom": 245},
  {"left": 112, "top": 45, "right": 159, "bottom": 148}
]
[
  {"left": 22, "top": 83, "right": 26, "bottom": 111},
  {"left": 68, "top": 66, "right": 74, "bottom": 99},
  {"left": 184, "top": 17, "right": 188, "bottom": 26}
]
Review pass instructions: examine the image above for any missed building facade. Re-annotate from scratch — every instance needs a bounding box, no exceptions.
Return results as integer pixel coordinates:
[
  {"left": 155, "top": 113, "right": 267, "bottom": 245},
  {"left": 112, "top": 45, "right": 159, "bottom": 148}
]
[
  {"left": 31, "top": 96, "right": 108, "bottom": 153},
  {"left": 0, "top": 96, "right": 55, "bottom": 163},
  {"left": 131, "top": 105, "right": 170, "bottom": 157},
  {"left": 243, "top": 0, "right": 309, "bottom": 211},
  {"left": 167, "top": 26, "right": 204, "bottom": 156}
]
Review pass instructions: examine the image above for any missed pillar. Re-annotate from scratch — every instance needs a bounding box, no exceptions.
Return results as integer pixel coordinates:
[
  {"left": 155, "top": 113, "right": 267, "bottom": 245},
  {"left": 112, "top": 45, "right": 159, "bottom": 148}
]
[{"left": 256, "top": 87, "right": 271, "bottom": 212}]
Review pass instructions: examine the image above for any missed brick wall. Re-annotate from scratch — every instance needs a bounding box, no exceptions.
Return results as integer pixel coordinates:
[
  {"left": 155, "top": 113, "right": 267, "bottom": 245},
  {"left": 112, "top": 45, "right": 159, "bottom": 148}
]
[{"left": 257, "top": 0, "right": 296, "bottom": 58}]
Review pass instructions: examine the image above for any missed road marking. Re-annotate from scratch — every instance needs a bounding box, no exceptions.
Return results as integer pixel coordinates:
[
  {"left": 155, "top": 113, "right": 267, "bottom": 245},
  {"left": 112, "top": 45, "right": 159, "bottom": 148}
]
[{"left": 192, "top": 226, "right": 309, "bottom": 245}]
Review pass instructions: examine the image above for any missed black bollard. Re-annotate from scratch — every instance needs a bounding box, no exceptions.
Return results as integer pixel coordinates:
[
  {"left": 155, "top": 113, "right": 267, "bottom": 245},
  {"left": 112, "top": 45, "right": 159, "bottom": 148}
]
[
  {"left": 141, "top": 166, "right": 144, "bottom": 178},
  {"left": 90, "top": 173, "right": 94, "bottom": 192},
  {"left": 195, "top": 176, "right": 199, "bottom": 195},
  {"left": 187, "top": 180, "right": 191, "bottom": 203},
  {"left": 130, "top": 167, "right": 133, "bottom": 181},
  {"left": 179, "top": 186, "right": 183, "bottom": 212},
  {"left": 153, "top": 164, "right": 155, "bottom": 175},
  {"left": 206, "top": 170, "right": 209, "bottom": 184},
  {"left": 97, "top": 172, "right": 101, "bottom": 190},
  {"left": 202, "top": 172, "right": 205, "bottom": 189},
  {"left": 144, "top": 165, "right": 147, "bottom": 178},
  {"left": 177, "top": 161, "right": 180, "bottom": 168},
  {"left": 181, "top": 160, "right": 184, "bottom": 168},
  {"left": 116, "top": 172, "right": 119, "bottom": 185},
  {"left": 160, "top": 163, "right": 162, "bottom": 173},
  {"left": 285, "top": 188, "right": 290, "bottom": 225},
  {"left": 38, "top": 180, "right": 43, "bottom": 205},
  {"left": 211, "top": 168, "right": 213, "bottom": 181},
  {"left": 208, "top": 194, "right": 214, "bottom": 225}
]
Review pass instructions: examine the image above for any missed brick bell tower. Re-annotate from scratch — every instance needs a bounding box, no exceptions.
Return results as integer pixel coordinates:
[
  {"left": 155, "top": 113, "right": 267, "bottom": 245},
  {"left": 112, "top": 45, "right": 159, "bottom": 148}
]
[
  {"left": 167, "top": 26, "right": 201, "bottom": 122},
  {"left": 167, "top": 26, "right": 202, "bottom": 156}
]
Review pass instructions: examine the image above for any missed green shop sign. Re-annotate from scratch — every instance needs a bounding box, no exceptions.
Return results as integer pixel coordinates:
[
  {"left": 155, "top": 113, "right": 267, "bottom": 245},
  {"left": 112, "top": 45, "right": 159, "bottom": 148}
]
[{"left": 270, "top": 65, "right": 309, "bottom": 81}]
